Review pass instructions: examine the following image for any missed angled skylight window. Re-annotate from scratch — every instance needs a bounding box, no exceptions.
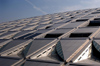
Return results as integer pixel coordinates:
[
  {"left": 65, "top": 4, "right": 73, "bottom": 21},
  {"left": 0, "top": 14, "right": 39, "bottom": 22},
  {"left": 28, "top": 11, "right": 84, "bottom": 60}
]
[
  {"left": 69, "top": 33, "right": 92, "bottom": 38},
  {"left": 45, "top": 33, "right": 63, "bottom": 38}
]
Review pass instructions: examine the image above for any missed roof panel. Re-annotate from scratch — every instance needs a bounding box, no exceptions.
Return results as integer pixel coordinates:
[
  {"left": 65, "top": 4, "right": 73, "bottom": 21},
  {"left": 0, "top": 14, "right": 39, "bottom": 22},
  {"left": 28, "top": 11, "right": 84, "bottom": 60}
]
[
  {"left": 49, "top": 23, "right": 64, "bottom": 29},
  {"left": 13, "top": 30, "right": 34, "bottom": 39},
  {"left": 26, "top": 39, "right": 54, "bottom": 56},
  {"left": 0, "top": 31, "right": 18, "bottom": 38},
  {"left": 23, "top": 60, "right": 60, "bottom": 66},
  {"left": 49, "top": 29, "right": 72, "bottom": 34},
  {"left": 35, "top": 29, "right": 51, "bottom": 33},
  {"left": 0, "top": 57, "right": 20, "bottom": 66},
  {"left": 60, "top": 39, "right": 86, "bottom": 60},
  {"left": 60, "top": 22, "right": 85, "bottom": 28},
  {"left": 0, "top": 39, "right": 9, "bottom": 43},
  {"left": 0, "top": 39, "right": 29, "bottom": 52},
  {"left": 73, "top": 28, "right": 98, "bottom": 33}
]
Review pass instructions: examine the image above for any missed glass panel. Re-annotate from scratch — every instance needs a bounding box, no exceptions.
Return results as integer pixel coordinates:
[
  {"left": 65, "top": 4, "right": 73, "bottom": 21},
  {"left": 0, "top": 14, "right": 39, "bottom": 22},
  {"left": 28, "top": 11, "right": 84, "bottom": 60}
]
[{"left": 56, "top": 41, "right": 64, "bottom": 60}]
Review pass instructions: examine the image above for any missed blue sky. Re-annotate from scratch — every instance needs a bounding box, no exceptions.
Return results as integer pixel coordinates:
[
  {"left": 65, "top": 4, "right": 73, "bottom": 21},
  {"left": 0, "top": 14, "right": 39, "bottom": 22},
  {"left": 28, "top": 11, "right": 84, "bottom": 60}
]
[{"left": 0, "top": 0, "right": 100, "bottom": 23}]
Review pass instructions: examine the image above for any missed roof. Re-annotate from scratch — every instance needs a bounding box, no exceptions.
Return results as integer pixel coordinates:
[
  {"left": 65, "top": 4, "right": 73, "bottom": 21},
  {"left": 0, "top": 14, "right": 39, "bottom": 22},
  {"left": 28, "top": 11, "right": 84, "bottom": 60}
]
[
  {"left": 0, "top": 7, "right": 100, "bottom": 66},
  {"left": 34, "top": 29, "right": 51, "bottom": 33},
  {"left": 60, "top": 22, "right": 85, "bottom": 29},
  {"left": 68, "top": 59, "right": 100, "bottom": 66},
  {"left": 23, "top": 59, "right": 60, "bottom": 66},
  {"left": 72, "top": 27, "right": 98, "bottom": 33},
  {"left": 94, "top": 32, "right": 100, "bottom": 38},
  {"left": 13, "top": 30, "right": 35, "bottom": 39},
  {"left": 59, "top": 39, "right": 87, "bottom": 60},
  {"left": 26, "top": 39, "right": 55, "bottom": 56},
  {"left": 48, "top": 28, "right": 72, "bottom": 34},
  {"left": 48, "top": 23, "right": 65, "bottom": 29},
  {"left": 0, "top": 57, "right": 20, "bottom": 66},
  {"left": 0, "top": 31, "right": 17, "bottom": 38},
  {"left": 0, "top": 39, "right": 30, "bottom": 52}
]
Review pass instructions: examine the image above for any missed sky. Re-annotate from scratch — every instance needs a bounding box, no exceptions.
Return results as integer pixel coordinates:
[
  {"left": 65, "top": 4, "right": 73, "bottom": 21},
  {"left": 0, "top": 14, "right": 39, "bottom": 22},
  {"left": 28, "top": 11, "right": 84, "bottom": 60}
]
[{"left": 0, "top": 0, "right": 100, "bottom": 23}]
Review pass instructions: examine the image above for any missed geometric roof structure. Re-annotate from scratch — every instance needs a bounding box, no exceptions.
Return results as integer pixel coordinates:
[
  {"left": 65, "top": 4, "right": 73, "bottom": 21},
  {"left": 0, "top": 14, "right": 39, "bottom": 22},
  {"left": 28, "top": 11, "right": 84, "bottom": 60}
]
[{"left": 1, "top": 8, "right": 100, "bottom": 66}]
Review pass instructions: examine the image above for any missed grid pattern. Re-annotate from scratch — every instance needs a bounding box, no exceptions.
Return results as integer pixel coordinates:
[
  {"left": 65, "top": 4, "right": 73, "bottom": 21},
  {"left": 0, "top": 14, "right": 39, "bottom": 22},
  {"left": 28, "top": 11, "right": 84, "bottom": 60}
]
[{"left": 0, "top": 8, "right": 100, "bottom": 66}]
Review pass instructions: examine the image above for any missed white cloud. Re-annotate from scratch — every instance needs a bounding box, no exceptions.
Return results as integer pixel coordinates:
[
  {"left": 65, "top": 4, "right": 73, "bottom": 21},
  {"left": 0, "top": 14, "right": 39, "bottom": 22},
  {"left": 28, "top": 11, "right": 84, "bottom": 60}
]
[{"left": 25, "top": 0, "right": 47, "bottom": 14}]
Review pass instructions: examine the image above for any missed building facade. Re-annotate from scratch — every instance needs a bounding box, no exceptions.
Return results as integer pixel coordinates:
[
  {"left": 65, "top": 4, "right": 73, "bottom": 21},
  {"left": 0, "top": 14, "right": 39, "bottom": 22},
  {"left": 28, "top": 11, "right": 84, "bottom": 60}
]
[{"left": 0, "top": 8, "right": 100, "bottom": 66}]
